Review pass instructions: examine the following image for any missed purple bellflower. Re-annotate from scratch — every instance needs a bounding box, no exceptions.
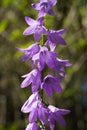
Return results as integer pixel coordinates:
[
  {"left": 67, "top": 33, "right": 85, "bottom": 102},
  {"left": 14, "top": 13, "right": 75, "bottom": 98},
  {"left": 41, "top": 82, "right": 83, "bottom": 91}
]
[
  {"left": 23, "top": 17, "right": 47, "bottom": 42},
  {"left": 41, "top": 75, "right": 62, "bottom": 96},
  {"left": 45, "top": 29, "right": 66, "bottom": 51},
  {"left": 21, "top": 92, "right": 46, "bottom": 125},
  {"left": 32, "top": 46, "right": 58, "bottom": 71},
  {"left": 56, "top": 58, "right": 72, "bottom": 77},
  {"left": 17, "top": 43, "right": 39, "bottom": 61},
  {"left": 21, "top": 68, "right": 41, "bottom": 92},
  {"left": 21, "top": 92, "right": 40, "bottom": 113},
  {"left": 47, "top": 105, "right": 70, "bottom": 130},
  {"left": 46, "top": 29, "right": 66, "bottom": 51},
  {"left": 32, "top": 0, "right": 57, "bottom": 17}
]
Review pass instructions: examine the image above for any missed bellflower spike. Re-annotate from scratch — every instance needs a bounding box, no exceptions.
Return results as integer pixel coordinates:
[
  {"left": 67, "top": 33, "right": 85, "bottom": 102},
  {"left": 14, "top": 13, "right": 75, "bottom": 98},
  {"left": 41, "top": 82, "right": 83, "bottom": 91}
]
[
  {"left": 41, "top": 75, "right": 62, "bottom": 96},
  {"left": 47, "top": 105, "right": 70, "bottom": 130},
  {"left": 25, "top": 122, "right": 38, "bottom": 130},
  {"left": 23, "top": 17, "right": 47, "bottom": 42},
  {"left": 19, "top": 0, "right": 71, "bottom": 129},
  {"left": 17, "top": 43, "right": 39, "bottom": 61},
  {"left": 32, "top": 0, "right": 57, "bottom": 17},
  {"left": 21, "top": 69, "right": 41, "bottom": 92}
]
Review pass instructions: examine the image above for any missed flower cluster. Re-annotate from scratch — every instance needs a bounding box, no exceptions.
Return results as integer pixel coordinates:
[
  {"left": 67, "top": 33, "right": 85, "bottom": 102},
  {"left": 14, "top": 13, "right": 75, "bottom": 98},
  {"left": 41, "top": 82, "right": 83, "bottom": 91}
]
[{"left": 18, "top": 0, "right": 72, "bottom": 130}]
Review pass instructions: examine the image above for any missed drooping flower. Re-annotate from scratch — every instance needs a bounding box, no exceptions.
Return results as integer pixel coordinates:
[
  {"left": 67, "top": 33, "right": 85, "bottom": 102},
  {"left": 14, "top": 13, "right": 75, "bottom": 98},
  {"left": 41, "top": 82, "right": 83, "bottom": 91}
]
[
  {"left": 29, "top": 100, "right": 46, "bottom": 125},
  {"left": 21, "top": 92, "right": 47, "bottom": 125},
  {"left": 32, "top": 0, "right": 57, "bottom": 17},
  {"left": 41, "top": 75, "right": 62, "bottom": 96},
  {"left": 47, "top": 105, "right": 70, "bottom": 130},
  {"left": 17, "top": 43, "right": 39, "bottom": 61},
  {"left": 21, "top": 68, "right": 41, "bottom": 92},
  {"left": 25, "top": 122, "right": 38, "bottom": 130},
  {"left": 21, "top": 92, "right": 40, "bottom": 113},
  {"left": 56, "top": 58, "right": 72, "bottom": 77},
  {"left": 46, "top": 29, "right": 66, "bottom": 51},
  {"left": 23, "top": 17, "right": 47, "bottom": 42},
  {"left": 32, "top": 46, "right": 58, "bottom": 71}
]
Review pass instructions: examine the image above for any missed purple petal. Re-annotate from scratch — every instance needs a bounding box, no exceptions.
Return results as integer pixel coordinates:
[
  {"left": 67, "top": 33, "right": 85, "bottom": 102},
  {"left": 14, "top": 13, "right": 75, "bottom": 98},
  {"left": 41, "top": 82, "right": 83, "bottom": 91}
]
[
  {"left": 41, "top": 75, "right": 62, "bottom": 96},
  {"left": 34, "top": 27, "right": 42, "bottom": 42},
  {"left": 55, "top": 35, "right": 66, "bottom": 45},
  {"left": 18, "top": 43, "right": 39, "bottom": 61},
  {"left": 41, "top": 82, "right": 53, "bottom": 96},
  {"left": 49, "top": 116, "right": 55, "bottom": 130},
  {"left": 53, "top": 83, "right": 62, "bottom": 92},
  {"left": 38, "top": 52, "right": 45, "bottom": 70},
  {"left": 56, "top": 28, "right": 67, "bottom": 34},
  {"left": 58, "top": 109, "right": 71, "bottom": 115},
  {"left": 32, "top": 53, "right": 39, "bottom": 66},
  {"left": 57, "top": 58, "right": 72, "bottom": 66},
  {"left": 21, "top": 93, "right": 39, "bottom": 113},
  {"left": 49, "top": 34, "right": 66, "bottom": 45},
  {"left": 46, "top": 51, "right": 58, "bottom": 69},
  {"left": 29, "top": 108, "right": 38, "bottom": 123},
  {"left": 38, "top": 106, "right": 46, "bottom": 124},
  {"left": 25, "top": 17, "right": 38, "bottom": 26},
  {"left": 32, "top": 69, "right": 41, "bottom": 92},
  {"left": 21, "top": 74, "right": 32, "bottom": 88},
  {"left": 34, "top": 26, "right": 46, "bottom": 41},
  {"left": 38, "top": 7, "right": 46, "bottom": 17},
  {"left": 47, "top": 9, "right": 55, "bottom": 16},
  {"left": 31, "top": 3, "right": 41, "bottom": 10},
  {"left": 37, "top": 17, "right": 44, "bottom": 25},
  {"left": 45, "top": 40, "right": 56, "bottom": 51},
  {"left": 23, "top": 26, "right": 35, "bottom": 35},
  {"left": 54, "top": 113, "right": 66, "bottom": 125}
]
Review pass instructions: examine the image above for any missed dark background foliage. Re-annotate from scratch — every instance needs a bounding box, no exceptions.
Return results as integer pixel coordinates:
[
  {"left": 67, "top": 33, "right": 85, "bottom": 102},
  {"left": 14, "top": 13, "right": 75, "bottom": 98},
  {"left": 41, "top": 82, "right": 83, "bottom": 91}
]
[{"left": 0, "top": 0, "right": 87, "bottom": 130}]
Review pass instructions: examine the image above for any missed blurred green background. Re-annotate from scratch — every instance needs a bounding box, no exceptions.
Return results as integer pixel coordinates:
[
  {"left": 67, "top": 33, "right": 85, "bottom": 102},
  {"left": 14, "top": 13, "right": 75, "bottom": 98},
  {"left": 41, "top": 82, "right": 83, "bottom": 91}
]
[{"left": 0, "top": 0, "right": 87, "bottom": 130}]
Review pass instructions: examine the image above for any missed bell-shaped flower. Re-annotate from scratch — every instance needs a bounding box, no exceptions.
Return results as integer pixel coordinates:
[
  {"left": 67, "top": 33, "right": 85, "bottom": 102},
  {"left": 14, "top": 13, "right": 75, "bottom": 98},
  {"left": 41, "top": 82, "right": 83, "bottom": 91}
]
[
  {"left": 46, "top": 29, "right": 66, "bottom": 51},
  {"left": 21, "top": 68, "right": 41, "bottom": 92},
  {"left": 17, "top": 43, "right": 39, "bottom": 61},
  {"left": 25, "top": 122, "right": 38, "bottom": 130},
  {"left": 47, "top": 105, "right": 70, "bottom": 130},
  {"left": 21, "top": 92, "right": 47, "bottom": 125},
  {"left": 29, "top": 100, "right": 46, "bottom": 125},
  {"left": 41, "top": 75, "right": 62, "bottom": 96},
  {"left": 23, "top": 17, "right": 47, "bottom": 42},
  {"left": 32, "top": 46, "right": 58, "bottom": 71},
  {"left": 55, "top": 58, "right": 72, "bottom": 77},
  {"left": 21, "top": 92, "right": 40, "bottom": 113},
  {"left": 32, "top": 0, "right": 57, "bottom": 17}
]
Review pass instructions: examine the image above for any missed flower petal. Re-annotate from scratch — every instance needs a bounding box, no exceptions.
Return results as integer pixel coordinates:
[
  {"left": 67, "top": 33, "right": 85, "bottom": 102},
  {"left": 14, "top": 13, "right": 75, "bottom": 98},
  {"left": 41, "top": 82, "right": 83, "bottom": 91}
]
[
  {"left": 25, "top": 17, "right": 38, "bottom": 26},
  {"left": 21, "top": 74, "right": 32, "bottom": 88},
  {"left": 23, "top": 26, "right": 35, "bottom": 35},
  {"left": 38, "top": 107, "right": 46, "bottom": 124},
  {"left": 41, "top": 82, "right": 53, "bottom": 96},
  {"left": 21, "top": 93, "right": 39, "bottom": 113},
  {"left": 31, "top": 3, "right": 41, "bottom": 10},
  {"left": 54, "top": 113, "right": 66, "bottom": 125},
  {"left": 29, "top": 108, "right": 38, "bottom": 123}
]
